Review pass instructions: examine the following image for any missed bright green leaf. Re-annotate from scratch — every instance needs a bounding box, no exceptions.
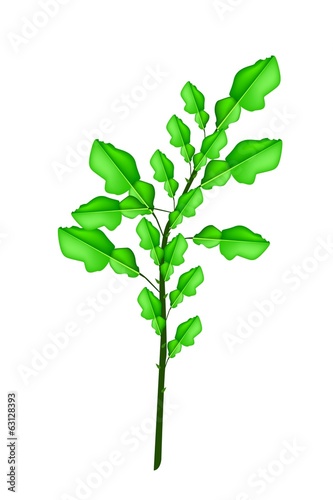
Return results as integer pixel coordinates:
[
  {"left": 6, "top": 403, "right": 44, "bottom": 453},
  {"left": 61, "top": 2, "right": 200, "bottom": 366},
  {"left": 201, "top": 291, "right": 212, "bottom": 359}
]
[
  {"left": 225, "top": 139, "right": 283, "bottom": 184},
  {"left": 58, "top": 227, "right": 114, "bottom": 272},
  {"left": 110, "top": 248, "right": 140, "bottom": 277},
  {"left": 137, "top": 287, "right": 162, "bottom": 320},
  {"left": 193, "top": 225, "right": 270, "bottom": 259},
  {"left": 201, "top": 160, "right": 231, "bottom": 190},
  {"left": 152, "top": 316, "right": 166, "bottom": 336},
  {"left": 168, "top": 316, "right": 202, "bottom": 358},
  {"left": 230, "top": 56, "right": 281, "bottom": 112},
  {"left": 89, "top": 140, "right": 140, "bottom": 195},
  {"left": 150, "top": 150, "right": 174, "bottom": 182},
  {"left": 170, "top": 266, "right": 204, "bottom": 308},
  {"left": 129, "top": 180, "right": 155, "bottom": 209},
  {"left": 166, "top": 115, "right": 194, "bottom": 163},
  {"left": 169, "top": 188, "right": 203, "bottom": 228},
  {"left": 181, "top": 82, "right": 210, "bottom": 130},
  {"left": 215, "top": 96, "right": 241, "bottom": 130},
  {"left": 72, "top": 196, "right": 122, "bottom": 231},
  {"left": 150, "top": 247, "right": 164, "bottom": 266},
  {"left": 136, "top": 218, "right": 160, "bottom": 250},
  {"left": 161, "top": 234, "right": 188, "bottom": 281},
  {"left": 119, "top": 196, "right": 151, "bottom": 219},
  {"left": 193, "top": 225, "right": 223, "bottom": 248},
  {"left": 200, "top": 129, "right": 228, "bottom": 160},
  {"left": 219, "top": 226, "right": 270, "bottom": 260},
  {"left": 164, "top": 178, "right": 179, "bottom": 198}
]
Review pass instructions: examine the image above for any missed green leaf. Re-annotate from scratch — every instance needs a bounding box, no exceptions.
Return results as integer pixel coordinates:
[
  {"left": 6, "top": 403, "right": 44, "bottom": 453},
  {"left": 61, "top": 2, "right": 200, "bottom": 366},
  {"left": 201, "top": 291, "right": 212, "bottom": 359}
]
[
  {"left": 119, "top": 196, "right": 151, "bottom": 219},
  {"left": 150, "top": 247, "right": 164, "bottom": 266},
  {"left": 168, "top": 316, "right": 202, "bottom": 358},
  {"left": 193, "top": 225, "right": 223, "bottom": 248},
  {"left": 150, "top": 150, "right": 174, "bottom": 182},
  {"left": 161, "top": 234, "right": 188, "bottom": 281},
  {"left": 201, "top": 129, "right": 228, "bottom": 159},
  {"left": 129, "top": 180, "right": 155, "bottom": 209},
  {"left": 201, "top": 160, "right": 231, "bottom": 190},
  {"left": 225, "top": 139, "right": 283, "bottom": 184},
  {"left": 136, "top": 218, "right": 160, "bottom": 250},
  {"left": 181, "top": 82, "right": 210, "bottom": 130},
  {"left": 230, "top": 56, "right": 281, "bottom": 112},
  {"left": 137, "top": 287, "right": 162, "bottom": 320},
  {"left": 169, "top": 188, "right": 203, "bottom": 229},
  {"left": 193, "top": 152, "right": 206, "bottom": 170},
  {"left": 89, "top": 140, "right": 140, "bottom": 195},
  {"left": 164, "top": 178, "right": 179, "bottom": 198},
  {"left": 110, "top": 248, "right": 140, "bottom": 277},
  {"left": 58, "top": 227, "right": 114, "bottom": 272},
  {"left": 72, "top": 196, "right": 122, "bottom": 231},
  {"left": 166, "top": 115, "right": 194, "bottom": 163},
  {"left": 219, "top": 226, "right": 270, "bottom": 260},
  {"left": 215, "top": 96, "right": 241, "bottom": 130},
  {"left": 152, "top": 317, "right": 166, "bottom": 336},
  {"left": 170, "top": 266, "right": 204, "bottom": 308},
  {"left": 193, "top": 225, "right": 270, "bottom": 260}
]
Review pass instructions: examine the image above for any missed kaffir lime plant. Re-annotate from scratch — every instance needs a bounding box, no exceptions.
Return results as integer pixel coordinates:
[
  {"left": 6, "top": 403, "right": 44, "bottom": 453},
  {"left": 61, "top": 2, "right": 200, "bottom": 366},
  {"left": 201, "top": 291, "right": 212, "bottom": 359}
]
[{"left": 58, "top": 56, "right": 283, "bottom": 470}]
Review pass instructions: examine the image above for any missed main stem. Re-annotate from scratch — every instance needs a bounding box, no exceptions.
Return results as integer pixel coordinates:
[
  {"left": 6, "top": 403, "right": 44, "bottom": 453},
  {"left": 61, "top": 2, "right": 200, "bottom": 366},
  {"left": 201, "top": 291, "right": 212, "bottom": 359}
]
[{"left": 153, "top": 168, "right": 198, "bottom": 470}]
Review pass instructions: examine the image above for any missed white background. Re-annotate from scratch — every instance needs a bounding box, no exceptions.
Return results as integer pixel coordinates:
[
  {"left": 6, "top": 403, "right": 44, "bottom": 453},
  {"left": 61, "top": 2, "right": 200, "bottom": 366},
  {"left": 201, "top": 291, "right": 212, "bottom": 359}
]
[{"left": 1, "top": 0, "right": 333, "bottom": 499}]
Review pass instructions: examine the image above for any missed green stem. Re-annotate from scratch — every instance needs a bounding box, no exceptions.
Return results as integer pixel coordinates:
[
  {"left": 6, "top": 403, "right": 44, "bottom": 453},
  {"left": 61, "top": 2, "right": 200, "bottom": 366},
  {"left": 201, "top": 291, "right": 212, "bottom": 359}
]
[
  {"left": 154, "top": 220, "right": 170, "bottom": 470},
  {"left": 153, "top": 167, "right": 199, "bottom": 470}
]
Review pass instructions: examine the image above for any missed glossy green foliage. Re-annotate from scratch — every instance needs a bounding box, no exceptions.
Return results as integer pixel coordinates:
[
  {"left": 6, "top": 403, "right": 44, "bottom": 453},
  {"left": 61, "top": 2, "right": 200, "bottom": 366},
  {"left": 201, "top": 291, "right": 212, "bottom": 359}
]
[
  {"left": 193, "top": 225, "right": 270, "bottom": 260},
  {"left": 150, "top": 150, "right": 179, "bottom": 198},
  {"left": 226, "top": 139, "right": 283, "bottom": 184},
  {"left": 161, "top": 234, "right": 188, "bottom": 281},
  {"left": 169, "top": 188, "right": 203, "bottom": 228},
  {"left": 181, "top": 82, "right": 209, "bottom": 130},
  {"left": 89, "top": 140, "right": 140, "bottom": 195},
  {"left": 167, "top": 115, "right": 195, "bottom": 163},
  {"left": 58, "top": 55, "right": 283, "bottom": 470},
  {"left": 168, "top": 316, "right": 202, "bottom": 358},
  {"left": 170, "top": 266, "right": 204, "bottom": 308},
  {"left": 58, "top": 227, "right": 114, "bottom": 272}
]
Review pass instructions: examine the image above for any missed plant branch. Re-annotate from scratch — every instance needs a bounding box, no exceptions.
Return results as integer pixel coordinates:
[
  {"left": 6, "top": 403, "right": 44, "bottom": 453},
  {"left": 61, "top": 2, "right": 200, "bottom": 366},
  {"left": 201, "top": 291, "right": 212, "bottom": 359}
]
[
  {"left": 139, "top": 273, "right": 159, "bottom": 293},
  {"left": 152, "top": 212, "right": 163, "bottom": 234}
]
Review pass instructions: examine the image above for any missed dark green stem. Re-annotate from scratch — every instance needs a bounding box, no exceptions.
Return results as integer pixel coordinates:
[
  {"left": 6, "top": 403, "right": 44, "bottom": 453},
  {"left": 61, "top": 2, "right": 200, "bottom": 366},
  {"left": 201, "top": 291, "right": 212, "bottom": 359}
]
[
  {"left": 153, "top": 166, "right": 199, "bottom": 470},
  {"left": 154, "top": 220, "right": 170, "bottom": 470}
]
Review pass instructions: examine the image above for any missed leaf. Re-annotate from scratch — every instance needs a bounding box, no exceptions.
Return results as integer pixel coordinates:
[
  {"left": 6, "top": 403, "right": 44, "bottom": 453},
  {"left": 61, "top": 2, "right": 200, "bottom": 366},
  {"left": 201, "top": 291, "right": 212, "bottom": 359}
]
[
  {"left": 225, "top": 139, "right": 283, "bottom": 184},
  {"left": 164, "top": 178, "right": 179, "bottom": 198},
  {"left": 193, "top": 225, "right": 270, "bottom": 259},
  {"left": 149, "top": 151, "right": 179, "bottom": 198},
  {"left": 201, "top": 160, "right": 231, "bottom": 190},
  {"left": 215, "top": 96, "right": 241, "bottom": 130},
  {"left": 166, "top": 115, "right": 194, "bottom": 163},
  {"left": 168, "top": 316, "right": 202, "bottom": 358},
  {"left": 192, "top": 226, "right": 221, "bottom": 248},
  {"left": 72, "top": 196, "right": 122, "bottom": 231},
  {"left": 150, "top": 150, "right": 174, "bottom": 182},
  {"left": 110, "top": 248, "right": 140, "bottom": 277},
  {"left": 129, "top": 180, "right": 155, "bottom": 209},
  {"left": 170, "top": 266, "right": 204, "bottom": 308},
  {"left": 150, "top": 247, "right": 164, "bottom": 266},
  {"left": 230, "top": 56, "right": 281, "bottom": 112},
  {"left": 137, "top": 287, "right": 162, "bottom": 320},
  {"left": 136, "top": 218, "right": 160, "bottom": 250},
  {"left": 161, "top": 234, "right": 188, "bottom": 281},
  {"left": 58, "top": 227, "right": 114, "bottom": 272},
  {"left": 193, "top": 225, "right": 223, "bottom": 248},
  {"left": 219, "top": 226, "right": 270, "bottom": 260},
  {"left": 152, "top": 317, "right": 166, "bottom": 336},
  {"left": 119, "top": 196, "right": 151, "bottom": 219},
  {"left": 89, "top": 140, "right": 140, "bottom": 195},
  {"left": 201, "top": 129, "right": 228, "bottom": 159},
  {"left": 181, "top": 82, "right": 210, "bottom": 130},
  {"left": 169, "top": 188, "right": 203, "bottom": 229}
]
